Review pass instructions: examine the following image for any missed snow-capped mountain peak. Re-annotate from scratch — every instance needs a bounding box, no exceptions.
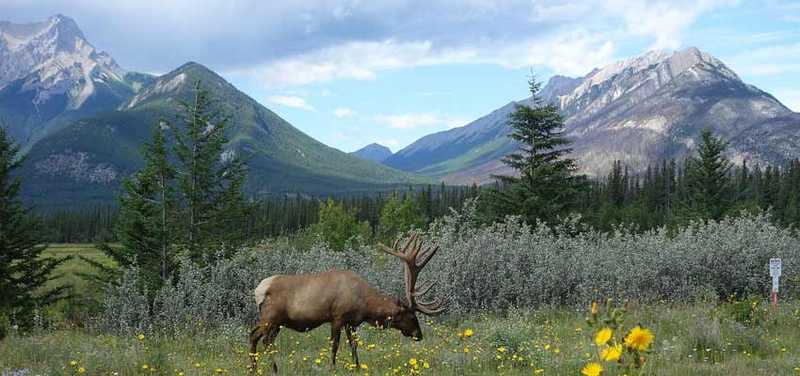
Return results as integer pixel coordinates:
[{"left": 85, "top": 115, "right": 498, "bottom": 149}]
[
  {"left": 555, "top": 47, "right": 741, "bottom": 112},
  {"left": 0, "top": 14, "right": 126, "bottom": 110}
]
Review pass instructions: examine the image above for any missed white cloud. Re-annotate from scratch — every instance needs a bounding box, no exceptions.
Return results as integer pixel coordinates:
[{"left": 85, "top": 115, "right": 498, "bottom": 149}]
[
  {"left": 266, "top": 95, "right": 315, "bottom": 111},
  {"left": 333, "top": 107, "right": 357, "bottom": 118},
  {"left": 375, "top": 112, "right": 467, "bottom": 129},
  {"left": 728, "top": 43, "right": 800, "bottom": 76},
  {"left": 242, "top": 32, "right": 616, "bottom": 87},
  {"left": 607, "top": 0, "right": 735, "bottom": 50},
  {"left": 228, "top": 0, "right": 733, "bottom": 88}
]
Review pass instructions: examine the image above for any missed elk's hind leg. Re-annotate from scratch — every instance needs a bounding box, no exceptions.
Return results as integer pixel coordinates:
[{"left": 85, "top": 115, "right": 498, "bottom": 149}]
[
  {"left": 249, "top": 323, "right": 281, "bottom": 374},
  {"left": 249, "top": 324, "right": 268, "bottom": 371},
  {"left": 330, "top": 320, "right": 343, "bottom": 369},
  {"left": 345, "top": 325, "right": 360, "bottom": 367}
]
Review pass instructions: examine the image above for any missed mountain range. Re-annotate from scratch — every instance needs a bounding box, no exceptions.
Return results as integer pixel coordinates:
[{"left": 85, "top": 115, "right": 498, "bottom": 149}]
[
  {"left": 384, "top": 47, "right": 800, "bottom": 184},
  {"left": 3, "top": 15, "right": 799, "bottom": 207},
  {"left": 350, "top": 143, "right": 393, "bottom": 163},
  {"left": 0, "top": 15, "right": 427, "bottom": 207}
]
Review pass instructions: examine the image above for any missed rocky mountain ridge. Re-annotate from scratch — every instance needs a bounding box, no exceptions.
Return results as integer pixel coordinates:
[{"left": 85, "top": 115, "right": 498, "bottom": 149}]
[{"left": 384, "top": 47, "right": 800, "bottom": 184}]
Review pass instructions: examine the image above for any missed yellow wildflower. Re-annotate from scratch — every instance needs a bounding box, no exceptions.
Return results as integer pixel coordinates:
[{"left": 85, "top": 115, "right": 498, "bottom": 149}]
[
  {"left": 408, "top": 358, "right": 418, "bottom": 367},
  {"left": 69, "top": 360, "right": 78, "bottom": 367},
  {"left": 624, "top": 326, "right": 654, "bottom": 351},
  {"left": 463, "top": 328, "right": 474, "bottom": 338},
  {"left": 591, "top": 302, "right": 599, "bottom": 315},
  {"left": 581, "top": 362, "right": 603, "bottom": 376},
  {"left": 360, "top": 364, "right": 368, "bottom": 370},
  {"left": 77, "top": 367, "right": 86, "bottom": 374},
  {"left": 137, "top": 333, "right": 145, "bottom": 341},
  {"left": 595, "top": 328, "right": 613, "bottom": 346},
  {"left": 142, "top": 364, "right": 149, "bottom": 370},
  {"left": 601, "top": 343, "right": 623, "bottom": 362}
]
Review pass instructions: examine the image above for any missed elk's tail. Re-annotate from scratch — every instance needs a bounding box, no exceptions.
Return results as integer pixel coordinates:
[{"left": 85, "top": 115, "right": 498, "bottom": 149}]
[{"left": 254, "top": 276, "right": 276, "bottom": 315}]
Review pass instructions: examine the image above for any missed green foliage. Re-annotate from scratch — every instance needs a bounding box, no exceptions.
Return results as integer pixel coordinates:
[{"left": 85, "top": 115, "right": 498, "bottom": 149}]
[
  {"left": 0, "top": 126, "right": 69, "bottom": 327},
  {"left": 677, "top": 129, "right": 732, "bottom": 222},
  {"left": 723, "top": 295, "right": 770, "bottom": 327},
  {"left": 172, "top": 83, "right": 248, "bottom": 260},
  {"left": 309, "top": 199, "right": 370, "bottom": 251},
  {"left": 483, "top": 77, "right": 585, "bottom": 225},
  {"left": 97, "top": 124, "right": 177, "bottom": 289},
  {"left": 378, "top": 192, "right": 425, "bottom": 242},
  {"left": 91, "top": 84, "right": 248, "bottom": 292},
  {"left": 0, "top": 312, "right": 8, "bottom": 340}
]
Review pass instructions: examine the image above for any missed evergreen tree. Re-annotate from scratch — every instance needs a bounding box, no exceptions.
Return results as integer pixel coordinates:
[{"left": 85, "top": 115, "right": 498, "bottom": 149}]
[
  {"left": 0, "top": 127, "right": 68, "bottom": 329},
  {"left": 171, "top": 83, "right": 247, "bottom": 260},
  {"left": 95, "top": 125, "right": 176, "bottom": 288},
  {"left": 679, "top": 130, "right": 732, "bottom": 221},
  {"left": 483, "top": 76, "right": 585, "bottom": 224}
]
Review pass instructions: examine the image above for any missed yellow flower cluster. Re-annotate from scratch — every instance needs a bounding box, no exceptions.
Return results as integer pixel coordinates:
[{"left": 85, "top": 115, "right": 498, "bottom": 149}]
[{"left": 583, "top": 300, "right": 656, "bottom": 375}]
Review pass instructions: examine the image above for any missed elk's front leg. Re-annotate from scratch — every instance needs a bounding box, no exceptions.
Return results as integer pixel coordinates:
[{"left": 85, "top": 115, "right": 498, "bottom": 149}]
[
  {"left": 345, "top": 324, "right": 360, "bottom": 366},
  {"left": 330, "top": 320, "right": 343, "bottom": 368}
]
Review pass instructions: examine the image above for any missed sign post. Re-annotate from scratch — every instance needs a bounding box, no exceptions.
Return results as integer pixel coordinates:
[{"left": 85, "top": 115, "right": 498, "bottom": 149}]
[{"left": 770, "top": 258, "right": 781, "bottom": 309}]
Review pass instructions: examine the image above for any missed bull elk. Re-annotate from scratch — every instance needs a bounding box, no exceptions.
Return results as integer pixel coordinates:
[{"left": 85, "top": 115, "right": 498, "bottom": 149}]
[{"left": 249, "top": 233, "right": 445, "bottom": 373}]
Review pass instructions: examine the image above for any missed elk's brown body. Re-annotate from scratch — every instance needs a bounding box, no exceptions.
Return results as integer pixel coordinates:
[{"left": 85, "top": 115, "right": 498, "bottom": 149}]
[{"left": 249, "top": 234, "right": 444, "bottom": 373}]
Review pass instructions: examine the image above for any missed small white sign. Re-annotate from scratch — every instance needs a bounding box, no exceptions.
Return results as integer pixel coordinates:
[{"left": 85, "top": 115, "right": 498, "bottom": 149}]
[
  {"left": 770, "top": 258, "right": 782, "bottom": 278},
  {"left": 773, "top": 276, "right": 780, "bottom": 292}
]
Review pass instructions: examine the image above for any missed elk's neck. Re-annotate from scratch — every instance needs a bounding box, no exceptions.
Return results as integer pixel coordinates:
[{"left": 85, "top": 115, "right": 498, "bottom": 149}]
[{"left": 364, "top": 292, "right": 401, "bottom": 327}]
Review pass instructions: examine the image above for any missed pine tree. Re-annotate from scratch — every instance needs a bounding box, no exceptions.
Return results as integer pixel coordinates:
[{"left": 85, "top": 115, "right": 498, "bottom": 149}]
[
  {"left": 483, "top": 76, "right": 585, "bottom": 225},
  {"left": 95, "top": 125, "right": 176, "bottom": 288},
  {"left": 679, "top": 130, "right": 732, "bottom": 221},
  {"left": 172, "top": 83, "right": 247, "bottom": 261},
  {"left": 0, "top": 127, "right": 68, "bottom": 330}
]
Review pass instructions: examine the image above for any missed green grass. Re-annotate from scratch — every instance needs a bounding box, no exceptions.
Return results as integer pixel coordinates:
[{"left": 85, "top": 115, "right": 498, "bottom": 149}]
[
  {"left": 42, "top": 243, "right": 113, "bottom": 294},
  {"left": 2, "top": 302, "right": 800, "bottom": 375}
]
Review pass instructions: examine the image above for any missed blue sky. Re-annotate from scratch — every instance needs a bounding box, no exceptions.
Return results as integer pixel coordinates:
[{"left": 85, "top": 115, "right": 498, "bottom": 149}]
[{"left": 2, "top": 0, "right": 799, "bottom": 152}]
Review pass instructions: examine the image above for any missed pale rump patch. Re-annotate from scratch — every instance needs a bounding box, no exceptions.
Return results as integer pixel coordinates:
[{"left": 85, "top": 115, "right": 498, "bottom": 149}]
[{"left": 254, "top": 276, "right": 277, "bottom": 309}]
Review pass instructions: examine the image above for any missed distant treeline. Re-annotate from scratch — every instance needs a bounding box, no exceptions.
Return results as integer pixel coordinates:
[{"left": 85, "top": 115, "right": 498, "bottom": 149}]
[
  {"left": 580, "top": 158, "right": 800, "bottom": 231},
  {"left": 40, "top": 157, "right": 800, "bottom": 243},
  {"left": 39, "top": 184, "right": 482, "bottom": 243}
]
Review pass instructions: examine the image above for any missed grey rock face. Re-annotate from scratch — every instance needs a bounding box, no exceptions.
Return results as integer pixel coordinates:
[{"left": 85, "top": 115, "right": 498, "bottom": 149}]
[
  {"left": 388, "top": 47, "right": 799, "bottom": 183},
  {"left": 0, "top": 15, "right": 144, "bottom": 147}
]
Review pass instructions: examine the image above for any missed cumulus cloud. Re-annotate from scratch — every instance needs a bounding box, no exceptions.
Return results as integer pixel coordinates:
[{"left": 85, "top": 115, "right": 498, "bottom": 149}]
[
  {"left": 0, "top": 0, "right": 734, "bottom": 83},
  {"left": 375, "top": 113, "right": 466, "bottom": 129},
  {"left": 333, "top": 107, "right": 357, "bottom": 118},
  {"left": 728, "top": 43, "right": 800, "bottom": 76},
  {"left": 267, "top": 95, "right": 315, "bottom": 111}
]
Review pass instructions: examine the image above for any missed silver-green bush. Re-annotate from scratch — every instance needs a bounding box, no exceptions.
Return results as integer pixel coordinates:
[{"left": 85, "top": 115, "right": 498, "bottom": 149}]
[{"left": 98, "top": 201, "right": 799, "bottom": 334}]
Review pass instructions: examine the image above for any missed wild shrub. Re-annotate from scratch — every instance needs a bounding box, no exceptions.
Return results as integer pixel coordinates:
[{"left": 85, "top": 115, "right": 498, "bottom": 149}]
[{"left": 98, "top": 202, "right": 800, "bottom": 333}]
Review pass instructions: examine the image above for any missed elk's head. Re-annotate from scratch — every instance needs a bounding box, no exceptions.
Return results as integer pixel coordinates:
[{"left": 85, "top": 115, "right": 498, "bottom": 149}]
[{"left": 379, "top": 233, "right": 446, "bottom": 341}]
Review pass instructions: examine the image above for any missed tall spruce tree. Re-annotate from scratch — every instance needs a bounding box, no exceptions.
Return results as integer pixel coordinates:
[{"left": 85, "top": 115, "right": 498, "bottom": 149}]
[
  {"left": 679, "top": 130, "right": 732, "bottom": 221},
  {"left": 95, "top": 125, "right": 176, "bottom": 288},
  {"left": 483, "top": 77, "right": 584, "bottom": 225},
  {"left": 0, "top": 127, "right": 68, "bottom": 329},
  {"left": 172, "top": 83, "right": 247, "bottom": 261}
]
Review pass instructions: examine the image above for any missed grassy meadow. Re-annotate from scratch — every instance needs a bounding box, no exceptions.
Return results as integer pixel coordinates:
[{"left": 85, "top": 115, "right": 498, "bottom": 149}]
[
  {"left": 2, "top": 299, "right": 800, "bottom": 375},
  {"left": 1, "top": 244, "right": 799, "bottom": 375}
]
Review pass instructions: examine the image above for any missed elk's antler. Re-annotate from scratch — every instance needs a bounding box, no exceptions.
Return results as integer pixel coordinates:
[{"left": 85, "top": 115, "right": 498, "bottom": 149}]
[{"left": 378, "top": 233, "right": 446, "bottom": 315}]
